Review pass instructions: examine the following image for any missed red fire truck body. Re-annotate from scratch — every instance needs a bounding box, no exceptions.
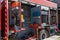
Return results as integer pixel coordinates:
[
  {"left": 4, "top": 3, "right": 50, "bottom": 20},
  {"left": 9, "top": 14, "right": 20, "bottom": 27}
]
[{"left": 0, "top": 0, "right": 58, "bottom": 40}]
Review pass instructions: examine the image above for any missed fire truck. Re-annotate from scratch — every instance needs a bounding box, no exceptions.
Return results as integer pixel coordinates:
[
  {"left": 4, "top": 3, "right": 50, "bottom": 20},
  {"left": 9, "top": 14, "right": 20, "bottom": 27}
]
[{"left": 0, "top": 0, "right": 58, "bottom": 40}]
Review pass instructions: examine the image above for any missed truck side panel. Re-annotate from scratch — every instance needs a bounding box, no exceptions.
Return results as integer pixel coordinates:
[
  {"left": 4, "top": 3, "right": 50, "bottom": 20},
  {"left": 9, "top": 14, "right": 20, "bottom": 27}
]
[{"left": 0, "top": 1, "right": 1, "bottom": 40}]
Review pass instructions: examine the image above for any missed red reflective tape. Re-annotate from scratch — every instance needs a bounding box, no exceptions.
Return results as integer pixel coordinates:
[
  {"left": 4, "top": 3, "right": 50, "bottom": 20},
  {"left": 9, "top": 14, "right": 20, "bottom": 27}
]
[
  {"left": 5, "top": 25, "right": 8, "bottom": 28},
  {"left": 5, "top": 11, "right": 7, "bottom": 14},
  {"left": 5, "top": 16, "right": 7, "bottom": 18},
  {"left": 4, "top": 0, "right": 9, "bottom": 40},
  {"left": 5, "top": 26, "right": 8, "bottom": 29},
  {"left": 5, "top": 20, "right": 7, "bottom": 22},
  {"left": 4, "top": 33, "right": 8, "bottom": 37},
  {"left": 4, "top": 29, "right": 8, "bottom": 35},
  {"left": 4, "top": 2, "right": 6, "bottom": 5},
  {"left": 5, "top": 28, "right": 8, "bottom": 37},
  {"left": 5, "top": 6, "right": 7, "bottom": 8},
  {"left": 5, "top": 30, "right": 8, "bottom": 33}
]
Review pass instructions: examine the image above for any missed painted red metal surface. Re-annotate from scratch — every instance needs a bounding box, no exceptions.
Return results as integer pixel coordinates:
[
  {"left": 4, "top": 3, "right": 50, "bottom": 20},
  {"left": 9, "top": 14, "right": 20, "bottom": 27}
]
[
  {"left": 27, "top": 0, "right": 57, "bottom": 8},
  {"left": 0, "top": 1, "right": 1, "bottom": 30},
  {"left": 20, "top": 2, "right": 23, "bottom": 31},
  {"left": 4, "top": 0, "right": 9, "bottom": 40}
]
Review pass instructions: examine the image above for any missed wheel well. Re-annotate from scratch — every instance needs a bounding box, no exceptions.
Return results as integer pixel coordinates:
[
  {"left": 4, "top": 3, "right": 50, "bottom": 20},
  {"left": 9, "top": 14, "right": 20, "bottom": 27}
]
[
  {"left": 38, "top": 28, "right": 48, "bottom": 32},
  {"left": 38, "top": 28, "right": 49, "bottom": 35},
  {"left": 45, "top": 28, "right": 49, "bottom": 32}
]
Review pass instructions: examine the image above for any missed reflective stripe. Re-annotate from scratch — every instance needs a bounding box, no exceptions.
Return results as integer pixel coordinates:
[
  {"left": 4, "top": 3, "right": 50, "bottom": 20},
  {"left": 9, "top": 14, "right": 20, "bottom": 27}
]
[{"left": 4, "top": 0, "right": 9, "bottom": 40}]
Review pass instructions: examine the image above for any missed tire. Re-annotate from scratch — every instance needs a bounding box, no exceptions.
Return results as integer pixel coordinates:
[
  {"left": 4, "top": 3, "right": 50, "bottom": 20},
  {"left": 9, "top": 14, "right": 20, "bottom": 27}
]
[{"left": 38, "top": 30, "right": 49, "bottom": 40}]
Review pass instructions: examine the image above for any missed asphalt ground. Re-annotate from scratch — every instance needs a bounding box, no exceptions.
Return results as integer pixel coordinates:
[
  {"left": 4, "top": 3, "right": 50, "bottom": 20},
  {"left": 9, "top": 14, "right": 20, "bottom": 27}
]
[
  {"left": 44, "top": 35, "right": 60, "bottom": 40},
  {"left": 9, "top": 31, "right": 60, "bottom": 40},
  {"left": 44, "top": 31, "right": 60, "bottom": 40}
]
